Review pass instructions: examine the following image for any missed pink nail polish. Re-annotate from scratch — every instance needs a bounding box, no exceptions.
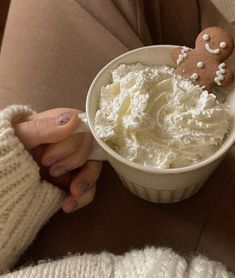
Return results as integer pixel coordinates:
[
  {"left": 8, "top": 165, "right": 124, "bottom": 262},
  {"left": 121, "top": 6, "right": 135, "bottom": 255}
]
[{"left": 55, "top": 112, "right": 73, "bottom": 125}]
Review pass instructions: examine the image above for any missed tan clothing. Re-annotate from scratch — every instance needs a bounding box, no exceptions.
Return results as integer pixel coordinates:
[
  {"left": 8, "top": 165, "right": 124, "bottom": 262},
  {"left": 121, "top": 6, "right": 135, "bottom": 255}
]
[{"left": 0, "top": 0, "right": 200, "bottom": 111}]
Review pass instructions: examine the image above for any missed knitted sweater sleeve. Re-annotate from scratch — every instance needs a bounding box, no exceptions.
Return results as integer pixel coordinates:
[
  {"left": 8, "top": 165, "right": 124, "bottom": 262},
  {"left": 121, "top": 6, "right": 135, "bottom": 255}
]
[
  {"left": 0, "top": 106, "right": 64, "bottom": 274},
  {"left": 1, "top": 247, "right": 234, "bottom": 278}
]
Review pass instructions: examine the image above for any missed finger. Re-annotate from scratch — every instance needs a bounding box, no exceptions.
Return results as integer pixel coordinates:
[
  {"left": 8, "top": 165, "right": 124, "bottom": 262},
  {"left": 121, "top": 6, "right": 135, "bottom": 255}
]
[
  {"left": 15, "top": 111, "right": 79, "bottom": 149},
  {"left": 49, "top": 133, "right": 94, "bottom": 177},
  {"left": 70, "top": 161, "right": 102, "bottom": 197},
  {"left": 42, "top": 133, "right": 84, "bottom": 166},
  {"left": 62, "top": 184, "right": 96, "bottom": 213},
  {"left": 27, "top": 108, "right": 81, "bottom": 120}
]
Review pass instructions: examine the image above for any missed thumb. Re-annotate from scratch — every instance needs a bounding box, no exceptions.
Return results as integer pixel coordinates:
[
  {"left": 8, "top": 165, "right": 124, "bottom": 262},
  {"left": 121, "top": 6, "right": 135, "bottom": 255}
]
[{"left": 15, "top": 111, "right": 79, "bottom": 149}]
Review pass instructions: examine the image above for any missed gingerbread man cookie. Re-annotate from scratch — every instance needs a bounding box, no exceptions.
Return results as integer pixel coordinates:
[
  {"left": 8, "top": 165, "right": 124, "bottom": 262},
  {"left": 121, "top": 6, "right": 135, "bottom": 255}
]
[{"left": 172, "top": 26, "right": 234, "bottom": 91}]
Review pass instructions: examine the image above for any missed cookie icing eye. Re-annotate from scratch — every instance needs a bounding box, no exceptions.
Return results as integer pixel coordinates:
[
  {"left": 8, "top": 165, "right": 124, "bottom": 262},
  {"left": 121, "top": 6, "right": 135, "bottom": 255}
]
[
  {"left": 203, "top": 34, "right": 209, "bottom": 41},
  {"left": 220, "top": 41, "right": 227, "bottom": 48}
]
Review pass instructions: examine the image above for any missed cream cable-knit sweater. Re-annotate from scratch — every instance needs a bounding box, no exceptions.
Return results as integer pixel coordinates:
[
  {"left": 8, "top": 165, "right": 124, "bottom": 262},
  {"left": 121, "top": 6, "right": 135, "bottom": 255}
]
[{"left": 0, "top": 106, "right": 234, "bottom": 278}]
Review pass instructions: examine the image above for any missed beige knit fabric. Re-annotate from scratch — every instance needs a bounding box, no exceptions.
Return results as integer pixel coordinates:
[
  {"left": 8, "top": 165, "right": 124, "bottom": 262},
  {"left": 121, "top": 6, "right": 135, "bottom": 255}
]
[
  {"left": 0, "top": 106, "right": 234, "bottom": 277},
  {"left": 0, "top": 106, "right": 64, "bottom": 274},
  {"left": 2, "top": 247, "right": 234, "bottom": 278}
]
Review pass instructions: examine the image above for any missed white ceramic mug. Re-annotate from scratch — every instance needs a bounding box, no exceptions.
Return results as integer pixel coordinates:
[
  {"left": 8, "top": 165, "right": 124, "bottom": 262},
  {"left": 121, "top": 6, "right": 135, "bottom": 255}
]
[{"left": 76, "top": 45, "right": 235, "bottom": 203}]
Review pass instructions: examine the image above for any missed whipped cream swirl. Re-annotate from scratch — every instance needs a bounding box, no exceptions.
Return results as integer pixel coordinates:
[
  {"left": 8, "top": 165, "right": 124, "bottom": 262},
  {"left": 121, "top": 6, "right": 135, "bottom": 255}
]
[{"left": 95, "top": 64, "right": 231, "bottom": 168}]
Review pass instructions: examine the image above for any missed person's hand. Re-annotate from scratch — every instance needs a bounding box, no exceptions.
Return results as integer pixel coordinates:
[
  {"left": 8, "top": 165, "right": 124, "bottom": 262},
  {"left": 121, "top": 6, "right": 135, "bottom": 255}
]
[{"left": 14, "top": 108, "right": 102, "bottom": 213}]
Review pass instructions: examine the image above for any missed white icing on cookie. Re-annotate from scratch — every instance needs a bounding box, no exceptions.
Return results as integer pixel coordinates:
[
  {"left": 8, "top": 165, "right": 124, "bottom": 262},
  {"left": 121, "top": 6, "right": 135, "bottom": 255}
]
[
  {"left": 205, "top": 43, "right": 220, "bottom": 54},
  {"left": 220, "top": 41, "right": 227, "bottom": 48},
  {"left": 203, "top": 34, "right": 209, "bottom": 41},
  {"left": 191, "top": 73, "right": 199, "bottom": 80},
  {"left": 176, "top": 47, "right": 190, "bottom": 65},
  {"left": 197, "top": 62, "right": 204, "bottom": 68},
  {"left": 214, "top": 63, "right": 226, "bottom": 86}
]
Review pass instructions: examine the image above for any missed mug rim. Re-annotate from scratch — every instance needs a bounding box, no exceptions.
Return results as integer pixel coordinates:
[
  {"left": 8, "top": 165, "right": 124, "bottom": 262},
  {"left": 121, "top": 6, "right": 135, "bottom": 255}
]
[{"left": 86, "top": 45, "right": 235, "bottom": 174}]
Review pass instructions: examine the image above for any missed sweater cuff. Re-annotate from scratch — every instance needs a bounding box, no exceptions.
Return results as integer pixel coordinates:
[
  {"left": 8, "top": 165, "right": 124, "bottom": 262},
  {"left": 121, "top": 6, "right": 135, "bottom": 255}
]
[
  {"left": 1, "top": 247, "right": 234, "bottom": 277},
  {"left": 189, "top": 256, "right": 235, "bottom": 277},
  {"left": 115, "top": 247, "right": 187, "bottom": 277},
  {"left": 0, "top": 105, "right": 64, "bottom": 273}
]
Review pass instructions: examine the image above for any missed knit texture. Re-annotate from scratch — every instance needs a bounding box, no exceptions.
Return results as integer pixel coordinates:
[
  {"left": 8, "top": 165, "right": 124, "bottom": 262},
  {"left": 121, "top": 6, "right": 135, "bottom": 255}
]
[
  {"left": 0, "top": 105, "right": 234, "bottom": 277},
  {"left": 0, "top": 106, "right": 64, "bottom": 274},
  {"left": 1, "top": 247, "right": 234, "bottom": 278}
]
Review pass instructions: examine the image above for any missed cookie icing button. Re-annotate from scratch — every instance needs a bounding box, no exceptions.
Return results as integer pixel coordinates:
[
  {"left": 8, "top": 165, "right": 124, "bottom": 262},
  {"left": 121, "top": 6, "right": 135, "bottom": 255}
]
[
  {"left": 191, "top": 73, "right": 199, "bottom": 80},
  {"left": 214, "top": 63, "right": 226, "bottom": 86},
  {"left": 197, "top": 61, "right": 204, "bottom": 68},
  {"left": 176, "top": 46, "right": 190, "bottom": 65}
]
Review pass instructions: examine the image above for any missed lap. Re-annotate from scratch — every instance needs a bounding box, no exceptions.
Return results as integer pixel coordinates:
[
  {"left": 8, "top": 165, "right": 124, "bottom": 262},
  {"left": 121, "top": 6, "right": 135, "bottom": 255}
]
[
  {"left": 0, "top": 0, "right": 136, "bottom": 111},
  {"left": 0, "top": 0, "right": 200, "bottom": 111}
]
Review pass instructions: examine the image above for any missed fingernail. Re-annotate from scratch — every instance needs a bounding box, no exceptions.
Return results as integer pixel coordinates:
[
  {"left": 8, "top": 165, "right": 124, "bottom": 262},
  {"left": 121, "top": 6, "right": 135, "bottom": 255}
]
[
  {"left": 78, "top": 180, "right": 90, "bottom": 194},
  {"left": 51, "top": 165, "right": 67, "bottom": 177},
  {"left": 55, "top": 112, "right": 73, "bottom": 125},
  {"left": 64, "top": 200, "right": 78, "bottom": 213},
  {"left": 43, "top": 156, "right": 59, "bottom": 166}
]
